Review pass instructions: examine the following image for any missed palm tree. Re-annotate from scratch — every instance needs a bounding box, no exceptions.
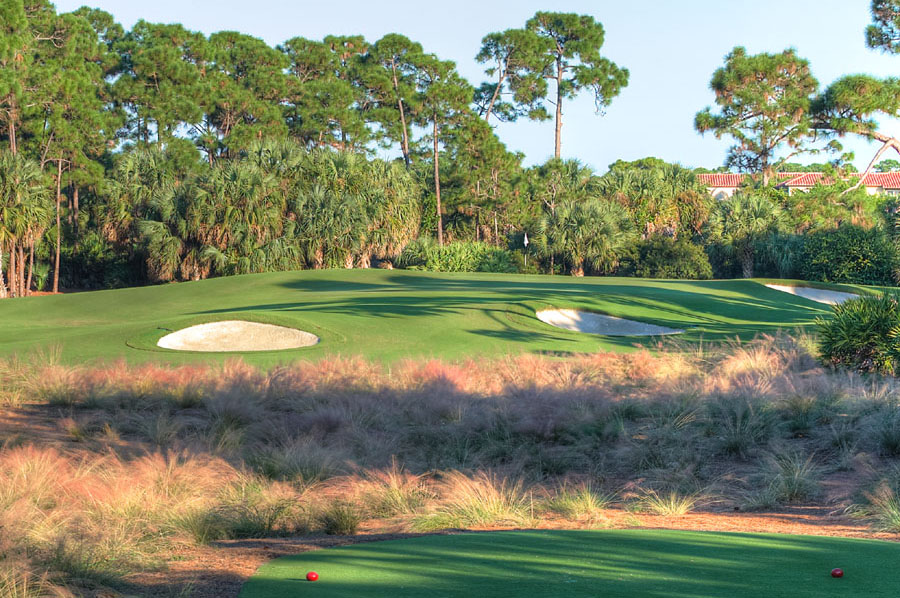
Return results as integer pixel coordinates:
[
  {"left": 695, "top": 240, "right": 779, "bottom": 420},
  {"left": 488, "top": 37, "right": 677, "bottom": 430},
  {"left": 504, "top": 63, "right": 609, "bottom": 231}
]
[
  {"left": 596, "top": 167, "right": 666, "bottom": 236},
  {"left": 709, "top": 192, "right": 785, "bottom": 278},
  {"left": 244, "top": 138, "right": 305, "bottom": 188},
  {"left": 597, "top": 162, "right": 712, "bottom": 239},
  {"left": 100, "top": 149, "right": 175, "bottom": 250},
  {"left": 540, "top": 198, "right": 636, "bottom": 276},
  {"left": 357, "top": 158, "right": 421, "bottom": 267},
  {"left": 196, "top": 160, "right": 284, "bottom": 276},
  {"left": 295, "top": 185, "right": 368, "bottom": 269},
  {"left": 528, "top": 158, "right": 595, "bottom": 215},
  {"left": 289, "top": 149, "right": 420, "bottom": 269},
  {"left": 0, "top": 152, "right": 51, "bottom": 297},
  {"left": 136, "top": 172, "right": 188, "bottom": 282},
  {"left": 139, "top": 218, "right": 184, "bottom": 282}
]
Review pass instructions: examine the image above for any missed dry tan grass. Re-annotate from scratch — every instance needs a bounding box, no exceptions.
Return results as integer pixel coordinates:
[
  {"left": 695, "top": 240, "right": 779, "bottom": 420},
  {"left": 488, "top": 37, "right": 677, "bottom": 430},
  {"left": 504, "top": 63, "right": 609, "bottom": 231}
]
[
  {"left": 0, "top": 564, "right": 71, "bottom": 598},
  {"left": 3, "top": 333, "right": 900, "bottom": 594}
]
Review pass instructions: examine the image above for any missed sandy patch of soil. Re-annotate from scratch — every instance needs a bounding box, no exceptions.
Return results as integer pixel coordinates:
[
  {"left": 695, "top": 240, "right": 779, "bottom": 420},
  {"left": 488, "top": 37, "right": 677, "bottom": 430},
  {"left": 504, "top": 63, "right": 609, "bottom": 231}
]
[
  {"left": 157, "top": 321, "right": 319, "bottom": 352},
  {"left": 537, "top": 308, "right": 683, "bottom": 336},
  {"left": 765, "top": 284, "right": 859, "bottom": 306}
]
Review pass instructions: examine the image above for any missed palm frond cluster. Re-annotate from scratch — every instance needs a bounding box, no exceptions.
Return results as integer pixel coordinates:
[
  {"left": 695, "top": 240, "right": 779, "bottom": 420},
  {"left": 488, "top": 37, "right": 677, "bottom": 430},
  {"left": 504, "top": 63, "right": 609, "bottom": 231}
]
[{"left": 99, "top": 140, "right": 421, "bottom": 282}]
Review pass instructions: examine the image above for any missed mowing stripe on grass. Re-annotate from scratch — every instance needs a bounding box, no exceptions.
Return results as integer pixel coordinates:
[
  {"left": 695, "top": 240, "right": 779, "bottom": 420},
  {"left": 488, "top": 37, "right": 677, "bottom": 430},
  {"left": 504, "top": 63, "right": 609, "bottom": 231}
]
[
  {"left": 239, "top": 529, "right": 900, "bottom": 598},
  {"left": 0, "top": 270, "right": 865, "bottom": 366}
]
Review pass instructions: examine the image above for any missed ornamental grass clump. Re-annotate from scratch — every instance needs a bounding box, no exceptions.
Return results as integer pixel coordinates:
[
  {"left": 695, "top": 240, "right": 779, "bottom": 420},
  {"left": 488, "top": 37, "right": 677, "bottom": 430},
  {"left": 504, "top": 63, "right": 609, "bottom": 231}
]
[
  {"left": 862, "top": 482, "right": 900, "bottom": 532},
  {"left": 352, "top": 461, "right": 434, "bottom": 518},
  {"left": 635, "top": 488, "right": 701, "bottom": 516},
  {"left": 412, "top": 471, "right": 534, "bottom": 531},
  {"left": 762, "top": 450, "right": 821, "bottom": 503},
  {"left": 545, "top": 483, "right": 616, "bottom": 521},
  {"left": 319, "top": 501, "right": 362, "bottom": 536}
]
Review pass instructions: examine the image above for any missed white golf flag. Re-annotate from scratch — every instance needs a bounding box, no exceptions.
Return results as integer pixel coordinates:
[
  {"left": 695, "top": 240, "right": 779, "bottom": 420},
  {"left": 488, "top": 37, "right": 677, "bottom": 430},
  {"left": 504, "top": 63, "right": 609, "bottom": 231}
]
[{"left": 524, "top": 232, "right": 529, "bottom": 247}]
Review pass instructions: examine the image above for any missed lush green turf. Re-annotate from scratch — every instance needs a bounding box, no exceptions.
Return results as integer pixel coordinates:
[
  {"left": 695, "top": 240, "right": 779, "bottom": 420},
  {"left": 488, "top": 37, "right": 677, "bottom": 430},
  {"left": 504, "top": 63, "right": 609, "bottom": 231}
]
[
  {"left": 0, "top": 270, "right": 863, "bottom": 366},
  {"left": 239, "top": 529, "right": 900, "bottom": 598}
]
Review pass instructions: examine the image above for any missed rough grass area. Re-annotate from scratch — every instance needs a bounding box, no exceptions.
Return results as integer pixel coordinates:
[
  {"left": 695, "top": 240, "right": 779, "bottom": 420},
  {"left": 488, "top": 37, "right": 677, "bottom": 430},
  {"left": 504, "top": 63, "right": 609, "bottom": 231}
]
[
  {"left": 0, "top": 269, "right": 864, "bottom": 366},
  {"left": 240, "top": 530, "right": 900, "bottom": 598},
  {"left": 3, "top": 335, "right": 900, "bottom": 596}
]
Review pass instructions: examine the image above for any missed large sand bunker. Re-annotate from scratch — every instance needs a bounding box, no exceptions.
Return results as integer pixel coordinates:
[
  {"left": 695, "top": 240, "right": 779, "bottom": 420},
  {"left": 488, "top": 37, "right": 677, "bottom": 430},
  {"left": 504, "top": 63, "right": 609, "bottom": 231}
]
[
  {"left": 764, "top": 284, "right": 859, "bottom": 306},
  {"left": 157, "top": 321, "right": 319, "bottom": 352},
  {"left": 536, "top": 309, "right": 683, "bottom": 336}
]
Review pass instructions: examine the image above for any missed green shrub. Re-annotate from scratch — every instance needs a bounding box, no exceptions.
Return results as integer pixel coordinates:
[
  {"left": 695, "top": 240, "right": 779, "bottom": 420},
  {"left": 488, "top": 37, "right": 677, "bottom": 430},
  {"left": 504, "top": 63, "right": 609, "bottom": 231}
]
[
  {"left": 754, "top": 232, "right": 803, "bottom": 279},
  {"left": 705, "top": 240, "right": 741, "bottom": 279},
  {"left": 30, "top": 262, "right": 50, "bottom": 292},
  {"left": 622, "top": 236, "right": 712, "bottom": 279},
  {"left": 61, "top": 231, "right": 144, "bottom": 290},
  {"left": 798, "top": 225, "right": 896, "bottom": 285},
  {"left": 817, "top": 293, "right": 900, "bottom": 374},
  {"left": 397, "top": 240, "right": 519, "bottom": 273},
  {"left": 395, "top": 237, "right": 436, "bottom": 269}
]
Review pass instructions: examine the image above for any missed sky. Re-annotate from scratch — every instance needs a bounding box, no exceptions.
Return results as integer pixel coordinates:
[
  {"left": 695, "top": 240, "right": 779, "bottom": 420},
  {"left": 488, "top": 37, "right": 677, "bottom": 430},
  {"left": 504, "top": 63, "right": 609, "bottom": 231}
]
[{"left": 53, "top": 0, "right": 900, "bottom": 174}]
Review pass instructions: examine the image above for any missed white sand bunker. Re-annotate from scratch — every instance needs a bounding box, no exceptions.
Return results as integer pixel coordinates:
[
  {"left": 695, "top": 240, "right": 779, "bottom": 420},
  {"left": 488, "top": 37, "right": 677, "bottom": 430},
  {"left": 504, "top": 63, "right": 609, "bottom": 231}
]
[
  {"left": 157, "top": 321, "right": 319, "bottom": 352},
  {"left": 764, "top": 284, "right": 859, "bottom": 306},
  {"left": 536, "top": 309, "right": 683, "bottom": 336}
]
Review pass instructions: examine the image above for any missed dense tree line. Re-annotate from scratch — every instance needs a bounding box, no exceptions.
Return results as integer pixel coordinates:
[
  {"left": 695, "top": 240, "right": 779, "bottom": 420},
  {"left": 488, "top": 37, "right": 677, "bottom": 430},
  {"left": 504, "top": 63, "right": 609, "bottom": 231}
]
[
  {"left": 4, "top": 0, "right": 900, "bottom": 295},
  {"left": 0, "top": 2, "right": 635, "bottom": 295}
]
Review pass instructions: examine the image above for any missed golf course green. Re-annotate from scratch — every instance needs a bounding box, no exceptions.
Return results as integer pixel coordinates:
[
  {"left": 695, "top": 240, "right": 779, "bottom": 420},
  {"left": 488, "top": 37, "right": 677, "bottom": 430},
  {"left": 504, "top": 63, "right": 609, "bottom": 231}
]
[
  {"left": 0, "top": 269, "right": 865, "bottom": 365},
  {"left": 239, "top": 529, "right": 900, "bottom": 597}
]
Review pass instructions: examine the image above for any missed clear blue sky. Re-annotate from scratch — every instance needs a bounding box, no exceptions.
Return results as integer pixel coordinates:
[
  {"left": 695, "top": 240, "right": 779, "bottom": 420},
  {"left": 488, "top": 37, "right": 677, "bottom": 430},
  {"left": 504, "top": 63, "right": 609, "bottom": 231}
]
[{"left": 54, "top": 0, "right": 900, "bottom": 174}]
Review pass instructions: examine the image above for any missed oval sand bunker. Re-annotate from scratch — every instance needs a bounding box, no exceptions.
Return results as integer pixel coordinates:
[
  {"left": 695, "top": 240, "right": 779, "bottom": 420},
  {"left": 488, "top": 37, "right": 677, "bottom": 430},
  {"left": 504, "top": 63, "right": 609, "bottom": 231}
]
[
  {"left": 537, "top": 309, "right": 683, "bottom": 336},
  {"left": 157, "top": 321, "right": 319, "bottom": 352},
  {"left": 764, "top": 284, "right": 858, "bottom": 306}
]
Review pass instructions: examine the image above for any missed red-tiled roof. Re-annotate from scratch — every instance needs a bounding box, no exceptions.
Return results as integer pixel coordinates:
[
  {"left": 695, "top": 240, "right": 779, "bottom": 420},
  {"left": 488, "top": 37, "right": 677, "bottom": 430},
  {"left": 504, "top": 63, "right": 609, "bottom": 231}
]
[
  {"left": 777, "top": 173, "right": 831, "bottom": 187},
  {"left": 697, "top": 171, "right": 900, "bottom": 189},
  {"left": 696, "top": 172, "right": 816, "bottom": 187},
  {"left": 850, "top": 172, "right": 900, "bottom": 188},
  {"left": 695, "top": 173, "right": 745, "bottom": 187}
]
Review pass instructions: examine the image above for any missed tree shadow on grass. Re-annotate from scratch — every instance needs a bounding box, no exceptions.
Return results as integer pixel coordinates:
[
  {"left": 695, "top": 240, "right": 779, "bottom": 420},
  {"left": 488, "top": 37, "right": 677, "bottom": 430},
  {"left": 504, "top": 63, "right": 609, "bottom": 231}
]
[
  {"left": 107, "top": 533, "right": 439, "bottom": 598},
  {"left": 202, "top": 276, "right": 826, "bottom": 325},
  {"left": 237, "top": 529, "right": 900, "bottom": 598},
  {"left": 185, "top": 275, "right": 829, "bottom": 358},
  {"left": 107, "top": 529, "right": 898, "bottom": 598}
]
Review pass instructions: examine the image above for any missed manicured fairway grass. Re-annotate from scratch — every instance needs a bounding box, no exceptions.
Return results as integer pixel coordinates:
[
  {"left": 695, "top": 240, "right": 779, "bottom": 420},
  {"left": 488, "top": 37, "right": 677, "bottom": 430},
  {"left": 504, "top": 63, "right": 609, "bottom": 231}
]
[
  {"left": 239, "top": 529, "right": 900, "bottom": 598},
  {"left": 0, "top": 269, "right": 865, "bottom": 365}
]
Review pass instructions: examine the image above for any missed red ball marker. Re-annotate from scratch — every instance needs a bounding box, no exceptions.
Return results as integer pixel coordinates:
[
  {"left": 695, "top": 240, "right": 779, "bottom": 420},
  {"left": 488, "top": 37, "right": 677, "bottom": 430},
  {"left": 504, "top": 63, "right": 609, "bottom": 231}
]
[
  {"left": 831, "top": 568, "right": 843, "bottom": 578},
  {"left": 307, "top": 571, "right": 319, "bottom": 582}
]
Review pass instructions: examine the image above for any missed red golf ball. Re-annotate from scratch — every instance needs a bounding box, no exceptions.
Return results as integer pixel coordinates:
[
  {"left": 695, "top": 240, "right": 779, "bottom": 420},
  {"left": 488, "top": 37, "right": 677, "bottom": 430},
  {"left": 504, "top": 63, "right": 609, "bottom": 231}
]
[
  {"left": 831, "top": 568, "right": 844, "bottom": 578},
  {"left": 306, "top": 571, "right": 319, "bottom": 582}
]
